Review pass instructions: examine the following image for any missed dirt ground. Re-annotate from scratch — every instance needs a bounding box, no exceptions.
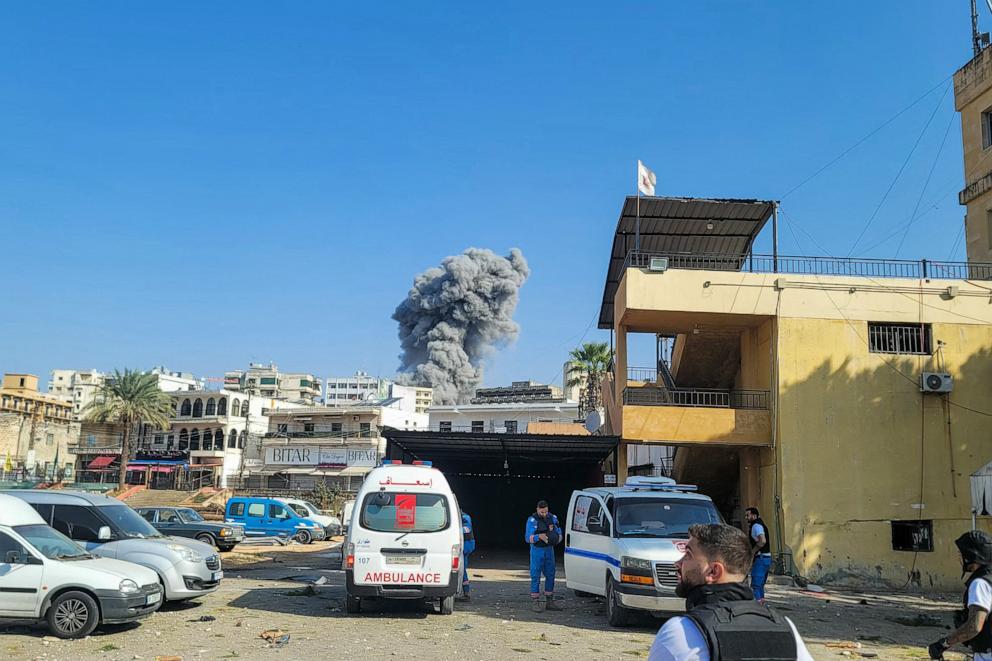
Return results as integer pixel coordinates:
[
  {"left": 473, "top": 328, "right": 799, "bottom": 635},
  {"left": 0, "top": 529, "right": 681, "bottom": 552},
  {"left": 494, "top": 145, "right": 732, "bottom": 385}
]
[{"left": 0, "top": 540, "right": 974, "bottom": 660}]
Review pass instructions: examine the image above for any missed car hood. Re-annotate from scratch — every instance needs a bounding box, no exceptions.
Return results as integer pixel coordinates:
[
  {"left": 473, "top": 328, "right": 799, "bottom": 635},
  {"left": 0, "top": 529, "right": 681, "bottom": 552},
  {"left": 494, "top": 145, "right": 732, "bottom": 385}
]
[
  {"left": 165, "top": 535, "right": 218, "bottom": 555},
  {"left": 614, "top": 536, "right": 688, "bottom": 562},
  {"left": 74, "top": 556, "right": 161, "bottom": 585}
]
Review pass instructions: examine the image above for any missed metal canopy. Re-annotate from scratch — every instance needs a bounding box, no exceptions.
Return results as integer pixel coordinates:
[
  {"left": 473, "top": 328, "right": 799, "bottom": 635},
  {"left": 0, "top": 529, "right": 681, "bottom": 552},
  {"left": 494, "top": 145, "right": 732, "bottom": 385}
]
[
  {"left": 598, "top": 196, "right": 775, "bottom": 329},
  {"left": 384, "top": 430, "right": 618, "bottom": 464}
]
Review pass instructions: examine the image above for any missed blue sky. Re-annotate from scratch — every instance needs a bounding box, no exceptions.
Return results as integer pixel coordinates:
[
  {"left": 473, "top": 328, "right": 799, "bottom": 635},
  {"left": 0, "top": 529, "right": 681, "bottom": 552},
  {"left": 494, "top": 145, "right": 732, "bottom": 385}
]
[{"left": 0, "top": 2, "right": 977, "bottom": 390}]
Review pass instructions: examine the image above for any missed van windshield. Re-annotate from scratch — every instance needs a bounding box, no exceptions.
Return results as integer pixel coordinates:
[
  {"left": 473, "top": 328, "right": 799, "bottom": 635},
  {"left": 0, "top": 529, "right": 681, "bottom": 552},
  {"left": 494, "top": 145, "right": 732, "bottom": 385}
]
[
  {"left": 614, "top": 498, "right": 721, "bottom": 538},
  {"left": 360, "top": 492, "right": 449, "bottom": 533},
  {"left": 100, "top": 505, "right": 164, "bottom": 539},
  {"left": 15, "top": 524, "right": 92, "bottom": 560}
]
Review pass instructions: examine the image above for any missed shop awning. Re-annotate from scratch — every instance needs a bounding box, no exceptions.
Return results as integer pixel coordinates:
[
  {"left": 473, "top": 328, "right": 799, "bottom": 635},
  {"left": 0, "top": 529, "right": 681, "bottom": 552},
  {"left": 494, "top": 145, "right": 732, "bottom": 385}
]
[
  {"left": 127, "top": 459, "right": 188, "bottom": 466},
  {"left": 87, "top": 455, "right": 119, "bottom": 469},
  {"left": 339, "top": 466, "right": 373, "bottom": 476}
]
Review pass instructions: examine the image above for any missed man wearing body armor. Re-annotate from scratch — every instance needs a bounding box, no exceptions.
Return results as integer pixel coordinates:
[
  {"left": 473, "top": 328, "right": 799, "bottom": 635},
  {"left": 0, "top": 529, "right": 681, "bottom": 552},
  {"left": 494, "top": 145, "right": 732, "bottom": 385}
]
[
  {"left": 648, "top": 523, "right": 813, "bottom": 661},
  {"left": 928, "top": 530, "right": 992, "bottom": 660},
  {"left": 525, "top": 499, "right": 562, "bottom": 612}
]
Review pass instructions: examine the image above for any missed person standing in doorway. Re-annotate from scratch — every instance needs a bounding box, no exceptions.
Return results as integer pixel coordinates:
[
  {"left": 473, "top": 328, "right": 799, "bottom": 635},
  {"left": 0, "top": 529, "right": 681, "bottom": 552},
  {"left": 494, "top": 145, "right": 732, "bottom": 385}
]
[
  {"left": 525, "top": 499, "right": 562, "bottom": 612},
  {"left": 457, "top": 511, "right": 476, "bottom": 602},
  {"left": 745, "top": 507, "right": 772, "bottom": 603}
]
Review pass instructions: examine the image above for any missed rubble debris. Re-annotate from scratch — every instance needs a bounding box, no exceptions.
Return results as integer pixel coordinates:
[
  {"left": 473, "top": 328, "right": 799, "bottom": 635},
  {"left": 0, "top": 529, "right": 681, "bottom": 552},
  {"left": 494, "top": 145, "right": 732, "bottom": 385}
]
[
  {"left": 887, "top": 613, "right": 943, "bottom": 627},
  {"left": 189, "top": 615, "right": 216, "bottom": 622}
]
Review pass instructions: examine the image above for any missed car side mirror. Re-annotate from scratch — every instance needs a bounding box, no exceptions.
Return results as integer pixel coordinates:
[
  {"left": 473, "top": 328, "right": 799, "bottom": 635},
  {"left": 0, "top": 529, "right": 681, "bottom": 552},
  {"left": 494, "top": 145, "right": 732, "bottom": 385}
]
[
  {"left": 97, "top": 526, "right": 112, "bottom": 541},
  {"left": 25, "top": 554, "right": 43, "bottom": 565},
  {"left": 4, "top": 550, "right": 23, "bottom": 564}
]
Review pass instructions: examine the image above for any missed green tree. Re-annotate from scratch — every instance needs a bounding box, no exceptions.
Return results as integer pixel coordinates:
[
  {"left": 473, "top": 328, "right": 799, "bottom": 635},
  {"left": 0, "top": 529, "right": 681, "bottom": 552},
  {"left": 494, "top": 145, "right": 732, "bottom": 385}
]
[
  {"left": 566, "top": 341, "right": 613, "bottom": 417},
  {"left": 82, "top": 369, "right": 173, "bottom": 491}
]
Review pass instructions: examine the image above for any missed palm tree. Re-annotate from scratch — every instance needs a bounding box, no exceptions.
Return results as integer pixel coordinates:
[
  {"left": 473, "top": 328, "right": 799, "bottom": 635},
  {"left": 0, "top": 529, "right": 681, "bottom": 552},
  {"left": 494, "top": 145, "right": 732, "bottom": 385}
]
[
  {"left": 82, "top": 369, "right": 173, "bottom": 491},
  {"left": 567, "top": 341, "right": 613, "bottom": 417}
]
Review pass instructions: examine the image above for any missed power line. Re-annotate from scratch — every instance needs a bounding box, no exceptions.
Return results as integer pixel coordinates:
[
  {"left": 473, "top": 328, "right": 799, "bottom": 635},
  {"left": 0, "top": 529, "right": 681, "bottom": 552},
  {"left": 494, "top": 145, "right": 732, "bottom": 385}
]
[
  {"left": 781, "top": 75, "right": 953, "bottom": 200},
  {"left": 847, "top": 83, "right": 951, "bottom": 257},
  {"left": 894, "top": 109, "right": 957, "bottom": 257}
]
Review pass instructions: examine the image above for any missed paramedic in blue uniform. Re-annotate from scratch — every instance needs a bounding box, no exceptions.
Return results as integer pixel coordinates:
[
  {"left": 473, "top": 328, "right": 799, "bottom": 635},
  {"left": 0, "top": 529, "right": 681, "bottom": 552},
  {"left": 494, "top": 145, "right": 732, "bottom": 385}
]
[
  {"left": 525, "top": 499, "right": 563, "bottom": 612},
  {"left": 458, "top": 511, "right": 476, "bottom": 601}
]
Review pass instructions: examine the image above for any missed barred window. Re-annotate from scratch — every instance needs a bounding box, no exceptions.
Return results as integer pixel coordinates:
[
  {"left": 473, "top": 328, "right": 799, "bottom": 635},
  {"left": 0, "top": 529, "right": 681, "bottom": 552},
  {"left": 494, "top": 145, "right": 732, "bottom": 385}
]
[{"left": 867, "top": 322, "right": 932, "bottom": 355}]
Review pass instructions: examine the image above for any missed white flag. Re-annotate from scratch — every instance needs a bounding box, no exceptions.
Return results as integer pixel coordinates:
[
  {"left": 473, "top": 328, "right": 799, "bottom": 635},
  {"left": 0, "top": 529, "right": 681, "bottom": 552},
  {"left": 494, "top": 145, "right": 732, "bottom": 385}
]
[{"left": 637, "top": 160, "right": 656, "bottom": 196}]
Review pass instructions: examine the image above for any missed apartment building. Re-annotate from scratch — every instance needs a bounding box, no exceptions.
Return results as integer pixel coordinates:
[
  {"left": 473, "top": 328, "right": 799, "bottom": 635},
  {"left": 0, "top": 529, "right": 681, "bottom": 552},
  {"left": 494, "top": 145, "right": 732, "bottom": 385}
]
[
  {"left": 428, "top": 381, "right": 579, "bottom": 433},
  {"left": 325, "top": 371, "right": 390, "bottom": 405},
  {"left": 0, "top": 374, "right": 76, "bottom": 480},
  {"left": 225, "top": 362, "right": 320, "bottom": 404},
  {"left": 48, "top": 369, "right": 104, "bottom": 420}
]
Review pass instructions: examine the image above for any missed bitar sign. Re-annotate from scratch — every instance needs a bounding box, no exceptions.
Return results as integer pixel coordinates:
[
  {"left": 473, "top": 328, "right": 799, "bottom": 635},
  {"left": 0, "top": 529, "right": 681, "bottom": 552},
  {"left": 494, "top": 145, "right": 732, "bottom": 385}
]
[{"left": 265, "top": 445, "right": 377, "bottom": 467}]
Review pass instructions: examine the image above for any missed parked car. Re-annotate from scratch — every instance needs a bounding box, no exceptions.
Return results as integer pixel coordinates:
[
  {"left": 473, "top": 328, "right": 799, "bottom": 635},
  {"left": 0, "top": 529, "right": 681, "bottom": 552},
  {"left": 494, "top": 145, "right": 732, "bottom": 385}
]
[
  {"left": 277, "top": 498, "right": 343, "bottom": 537},
  {"left": 11, "top": 490, "right": 223, "bottom": 603},
  {"left": 0, "top": 494, "right": 163, "bottom": 638},
  {"left": 224, "top": 497, "right": 326, "bottom": 544},
  {"left": 344, "top": 460, "right": 462, "bottom": 615},
  {"left": 563, "top": 476, "right": 723, "bottom": 627},
  {"left": 136, "top": 506, "right": 245, "bottom": 552}
]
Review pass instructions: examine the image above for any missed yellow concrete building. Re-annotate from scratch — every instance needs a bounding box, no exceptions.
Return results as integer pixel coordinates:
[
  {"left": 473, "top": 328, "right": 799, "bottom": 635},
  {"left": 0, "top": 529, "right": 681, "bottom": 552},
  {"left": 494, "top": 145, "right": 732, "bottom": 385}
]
[
  {"left": 0, "top": 373, "right": 77, "bottom": 479},
  {"left": 954, "top": 44, "right": 992, "bottom": 263},
  {"left": 600, "top": 197, "right": 992, "bottom": 590}
]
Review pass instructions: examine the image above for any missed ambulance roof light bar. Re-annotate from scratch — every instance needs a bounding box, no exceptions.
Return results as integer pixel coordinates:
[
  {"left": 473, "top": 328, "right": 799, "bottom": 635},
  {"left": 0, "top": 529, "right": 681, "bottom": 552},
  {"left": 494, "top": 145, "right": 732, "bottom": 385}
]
[
  {"left": 380, "top": 460, "right": 433, "bottom": 467},
  {"left": 622, "top": 476, "right": 698, "bottom": 492}
]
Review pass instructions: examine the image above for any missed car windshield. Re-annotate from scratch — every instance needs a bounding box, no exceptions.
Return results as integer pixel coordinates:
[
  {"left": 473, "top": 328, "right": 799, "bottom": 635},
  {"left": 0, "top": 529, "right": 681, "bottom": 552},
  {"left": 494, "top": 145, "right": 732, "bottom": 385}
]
[
  {"left": 614, "top": 498, "right": 722, "bottom": 538},
  {"left": 287, "top": 503, "right": 310, "bottom": 518},
  {"left": 361, "top": 492, "right": 450, "bottom": 533},
  {"left": 15, "top": 524, "right": 92, "bottom": 560},
  {"left": 100, "top": 505, "right": 164, "bottom": 538},
  {"left": 302, "top": 501, "right": 322, "bottom": 516},
  {"left": 177, "top": 508, "right": 204, "bottom": 523}
]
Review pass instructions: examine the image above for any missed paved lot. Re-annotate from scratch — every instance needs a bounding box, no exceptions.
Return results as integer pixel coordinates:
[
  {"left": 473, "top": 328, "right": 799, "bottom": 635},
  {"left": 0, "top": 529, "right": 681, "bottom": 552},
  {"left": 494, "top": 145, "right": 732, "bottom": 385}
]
[{"left": 0, "top": 541, "right": 974, "bottom": 660}]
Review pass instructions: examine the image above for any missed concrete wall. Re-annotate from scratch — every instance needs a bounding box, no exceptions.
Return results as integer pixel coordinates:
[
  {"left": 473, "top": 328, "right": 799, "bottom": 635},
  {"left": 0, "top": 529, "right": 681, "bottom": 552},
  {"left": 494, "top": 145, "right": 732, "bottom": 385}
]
[{"left": 955, "top": 47, "right": 992, "bottom": 263}]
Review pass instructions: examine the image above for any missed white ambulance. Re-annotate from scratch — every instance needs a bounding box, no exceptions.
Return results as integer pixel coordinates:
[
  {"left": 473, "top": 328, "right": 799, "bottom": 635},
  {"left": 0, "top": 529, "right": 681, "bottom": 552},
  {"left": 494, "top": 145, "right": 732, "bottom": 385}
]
[
  {"left": 564, "top": 476, "right": 722, "bottom": 626},
  {"left": 343, "top": 461, "right": 462, "bottom": 615}
]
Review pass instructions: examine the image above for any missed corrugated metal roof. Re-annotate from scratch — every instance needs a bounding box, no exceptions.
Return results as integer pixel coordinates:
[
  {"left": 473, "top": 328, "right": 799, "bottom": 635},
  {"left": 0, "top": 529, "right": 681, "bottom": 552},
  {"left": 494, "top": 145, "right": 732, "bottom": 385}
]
[
  {"left": 384, "top": 430, "right": 618, "bottom": 463},
  {"left": 598, "top": 196, "right": 775, "bottom": 328}
]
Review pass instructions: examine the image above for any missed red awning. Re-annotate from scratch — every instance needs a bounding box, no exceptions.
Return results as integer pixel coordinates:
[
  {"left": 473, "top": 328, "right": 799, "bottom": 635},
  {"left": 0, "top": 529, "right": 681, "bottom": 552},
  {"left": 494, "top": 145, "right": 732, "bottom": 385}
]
[{"left": 88, "top": 455, "right": 119, "bottom": 469}]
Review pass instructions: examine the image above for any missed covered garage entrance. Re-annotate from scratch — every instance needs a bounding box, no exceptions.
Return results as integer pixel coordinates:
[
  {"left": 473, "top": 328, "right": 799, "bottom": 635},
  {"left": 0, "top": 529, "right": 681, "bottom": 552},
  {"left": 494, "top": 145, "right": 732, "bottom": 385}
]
[{"left": 384, "top": 430, "right": 619, "bottom": 549}]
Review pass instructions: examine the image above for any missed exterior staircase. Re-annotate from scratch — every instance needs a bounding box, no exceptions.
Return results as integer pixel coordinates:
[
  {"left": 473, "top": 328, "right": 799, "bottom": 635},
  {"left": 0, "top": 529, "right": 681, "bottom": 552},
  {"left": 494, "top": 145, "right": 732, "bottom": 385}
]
[{"left": 119, "top": 489, "right": 191, "bottom": 508}]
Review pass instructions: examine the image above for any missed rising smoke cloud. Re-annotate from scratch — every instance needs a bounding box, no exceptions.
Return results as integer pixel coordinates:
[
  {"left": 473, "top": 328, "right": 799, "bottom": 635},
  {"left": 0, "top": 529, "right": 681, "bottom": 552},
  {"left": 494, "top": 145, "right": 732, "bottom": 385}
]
[{"left": 393, "top": 248, "right": 530, "bottom": 405}]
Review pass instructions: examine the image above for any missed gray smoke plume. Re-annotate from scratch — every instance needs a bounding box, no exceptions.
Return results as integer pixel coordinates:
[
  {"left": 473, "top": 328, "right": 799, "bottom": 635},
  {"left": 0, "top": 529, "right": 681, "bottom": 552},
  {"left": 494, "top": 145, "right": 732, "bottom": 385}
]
[{"left": 393, "top": 248, "right": 530, "bottom": 405}]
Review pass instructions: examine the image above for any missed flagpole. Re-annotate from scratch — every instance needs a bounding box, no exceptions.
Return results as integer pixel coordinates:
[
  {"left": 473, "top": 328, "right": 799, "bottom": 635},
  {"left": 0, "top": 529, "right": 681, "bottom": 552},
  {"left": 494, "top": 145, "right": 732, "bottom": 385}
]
[{"left": 635, "top": 160, "right": 641, "bottom": 252}]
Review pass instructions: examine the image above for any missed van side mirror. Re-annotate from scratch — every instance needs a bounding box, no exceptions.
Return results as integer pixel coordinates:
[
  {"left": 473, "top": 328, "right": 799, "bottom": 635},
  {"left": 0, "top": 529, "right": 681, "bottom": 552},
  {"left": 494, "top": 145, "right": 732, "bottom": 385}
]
[
  {"left": 97, "top": 526, "right": 112, "bottom": 541},
  {"left": 4, "top": 550, "right": 23, "bottom": 564}
]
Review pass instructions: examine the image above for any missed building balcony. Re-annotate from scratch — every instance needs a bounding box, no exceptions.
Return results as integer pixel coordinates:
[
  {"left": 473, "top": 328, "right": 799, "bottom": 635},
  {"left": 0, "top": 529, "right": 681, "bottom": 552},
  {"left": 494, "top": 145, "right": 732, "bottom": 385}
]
[{"left": 619, "top": 385, "right": 772, "bottom": 447}]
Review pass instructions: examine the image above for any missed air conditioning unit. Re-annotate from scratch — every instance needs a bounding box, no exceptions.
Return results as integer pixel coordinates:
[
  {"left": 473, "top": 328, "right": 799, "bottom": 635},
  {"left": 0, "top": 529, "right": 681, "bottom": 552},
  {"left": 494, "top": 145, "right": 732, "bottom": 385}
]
[{"left": 920, "top": 372, "right": 953, "bottom": 394}]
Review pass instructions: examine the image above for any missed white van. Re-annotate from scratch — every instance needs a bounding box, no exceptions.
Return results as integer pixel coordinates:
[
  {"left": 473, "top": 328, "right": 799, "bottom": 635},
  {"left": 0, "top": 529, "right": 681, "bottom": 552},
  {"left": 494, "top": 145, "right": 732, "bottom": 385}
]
[
  {"left": 564, "top": 476, "right": 722, "bottom": 626},
  {"left": 343, "top": 461, "right": 462, "bottom": 615},
  {"left": 277, "top": 497, "right": 342, "bottom": 537},
  {"left": 0, "top": 494, "right": 164, "bottom": 638}
]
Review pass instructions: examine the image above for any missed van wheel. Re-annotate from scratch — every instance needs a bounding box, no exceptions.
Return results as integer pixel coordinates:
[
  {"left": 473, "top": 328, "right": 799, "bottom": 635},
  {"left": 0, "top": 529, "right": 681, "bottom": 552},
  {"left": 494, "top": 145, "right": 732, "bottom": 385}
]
[
  {"left": 606, "top": 580, "right": 630, "bottom": 627},
  {"left": 295, "top": 529, "right": 312, "bottom": 544},
  {"left": 196, "top": 533, "right": 216, "bottom": 547},
  {"left": 345, "top": 595, "right": 362, "bottom": 614},
  {"left": 48, "top": 591, "right": 99, "bottom": 639},
  {"left": 438, "top": 595, "right": 454, "bottom": 615}
]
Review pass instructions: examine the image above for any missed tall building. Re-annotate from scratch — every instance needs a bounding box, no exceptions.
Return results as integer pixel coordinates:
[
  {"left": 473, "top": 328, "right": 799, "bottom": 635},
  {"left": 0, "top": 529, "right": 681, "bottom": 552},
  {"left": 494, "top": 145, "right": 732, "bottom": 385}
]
[
  {"left": 955, "top": 41, "right": 992, "bottom": 262},
  {"left": 429, "top": 381, "right": 579, "bottom": 433},
  {"left": 0, "top": 374, "right": 76, "bottom": 479},
  {"left": 224, "top": 363, "right": 320, "bottom": 404},
  {"left": 325, "top": 371, "right": 391, "bottom": 406},
  {"left": 49, "top": 369, "right": 105, "bottom": 420},
  {"left": 148, "top": 367, "right": 203, "bottom": 392},
  {"left": 598, "top": 195, "right": 992, "bottom": 590}
]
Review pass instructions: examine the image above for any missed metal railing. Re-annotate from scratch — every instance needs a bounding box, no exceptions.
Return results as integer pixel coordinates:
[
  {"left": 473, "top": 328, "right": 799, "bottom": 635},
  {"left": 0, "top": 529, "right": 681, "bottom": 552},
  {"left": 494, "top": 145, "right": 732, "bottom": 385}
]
[
  {"left": 627, "top": 367, "right": 659, "bottom": 382},
  {"left": 623, "top": 387, "right": 769, "bottom": 410},
  {"left": 624, "top": 251, "right": 992, "bottom": 281},
  {"left": 265, "top": 430, "right": 377, "bottom": 439}
]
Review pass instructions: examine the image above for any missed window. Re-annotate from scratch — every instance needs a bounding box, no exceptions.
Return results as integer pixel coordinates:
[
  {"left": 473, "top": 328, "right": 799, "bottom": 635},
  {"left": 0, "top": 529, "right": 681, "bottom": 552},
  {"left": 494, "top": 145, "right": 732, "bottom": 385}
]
[
  {"left": 304, "top": 423, "right": 315, "bottom": 433},
  {"left": 331, "top": 422, "right": 342, "bottom": 434},
  {"left": 471, "top": 421, "right": 484, "bottom": 433},
  {"left": 238, "top": 430, "right": 246, "bottom": 449},
  {"left": 571, "top": 495, "right": 607, "bottom": 535},
  {"left": 0, "top": 531, "right": 30, "bottom": 562},
  {"left": 46, "top": 433, "right": 54, "bottom": 446},
  {"left": 983, "top": 107, "right": 992, "bottom": 149},
  {"left": 270, "top": 504, "right": 291, "bottom": 520},
  {"left": 205, "top": 398, "right": 216, "bottom": 416},
  {"left": 179, "top": 429, "right": 189, "bottom": 451},
  {"left": 360, "top": 492, "right": 450, "bottom": 533},
  {"left": 158, "top": 509, "right": 180, "bottom": 523},
  {"left": 868, "top": 322, "right": 932, "bottom": 355},
  {"left": 181, "top": 399, "right": 192, "bottom": 416},
  {"left": 247, "top": 502, "right": 265, "bottom": 518},
  {"left": 277, "top": 423, "right": 288, "bottom": 434},
  {"left": 229, "top": 502, "right": 245, "bottom": 517},
  {"left": 190, "top": 429, "right": 200, "bottom": 451},
  {"left": 260, "top": 377, "right": 277, "bottom": 385},
  {"left": 192, "top": 399, "right": 203, "bottom": 417},
  {"left": 504, "top": 420, "right": 518, "bottom": 433},
  {"left": 892, "top": 520, "right": 933, "bottom": 552},
  {"left": 214, "top": 430, "right": 224, "bottom": 449},
  {"left": 217, "top": 398, "right": 227, "bottom": 416},
  {"left": 232, "top": 399, "right": 240, "bottom": 416},
  {"left": 988, "top": 209, "right": 992, "bottom": 251},
  {"left": 614, "top": 497, "right": 722, "bottom": 538},
  {"left": 51, "top": 505, "right": 108, "bottom": 542},
  {"left": 439, "top": 421, "right": 452, "bottom": 432},
  {"left": 228, "top": 430, "right": 237, "bottom": 448},
  {"left": 167, "top": 434, "right": 175, "bottom": 450},
  {"left": 241, "top": 401, "right": 249, "bottom": 417}
]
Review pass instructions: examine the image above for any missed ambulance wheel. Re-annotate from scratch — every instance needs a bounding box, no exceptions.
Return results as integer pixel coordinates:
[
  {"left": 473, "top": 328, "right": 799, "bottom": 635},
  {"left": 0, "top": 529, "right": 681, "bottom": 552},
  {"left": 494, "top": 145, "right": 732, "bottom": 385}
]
[
  {"left": 606, "top": 580, "right": 630, "bottom": 627},
  {"left": 295, "top": 529, "right": 312, "bottom": 544},
  {"left": 48, "top": 591, "right": 99, "bottom": 639},
  {"left": 345, "top": 595, "right": 362, "bottom": 614},
  {"left": 439, "top": 595, "right": 454, "bottom": 615}
]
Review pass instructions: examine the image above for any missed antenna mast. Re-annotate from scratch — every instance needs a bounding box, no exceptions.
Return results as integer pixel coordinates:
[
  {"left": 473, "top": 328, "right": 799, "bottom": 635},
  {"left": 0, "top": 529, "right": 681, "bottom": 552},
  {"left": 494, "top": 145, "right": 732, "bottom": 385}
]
[{"left": 974, "top": 0, "right": 982, "bottom": 56}]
